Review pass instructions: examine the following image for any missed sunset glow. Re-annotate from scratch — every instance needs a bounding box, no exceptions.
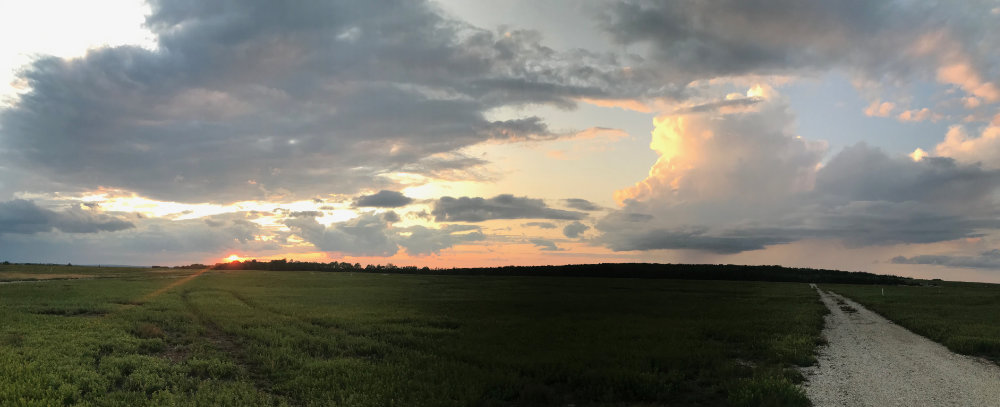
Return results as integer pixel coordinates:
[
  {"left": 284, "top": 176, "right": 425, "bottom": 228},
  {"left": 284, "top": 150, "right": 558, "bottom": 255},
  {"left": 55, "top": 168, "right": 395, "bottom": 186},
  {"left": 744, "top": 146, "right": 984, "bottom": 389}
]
[{"left": 1, "top": 1, "right": 1000, "bottom": 282}]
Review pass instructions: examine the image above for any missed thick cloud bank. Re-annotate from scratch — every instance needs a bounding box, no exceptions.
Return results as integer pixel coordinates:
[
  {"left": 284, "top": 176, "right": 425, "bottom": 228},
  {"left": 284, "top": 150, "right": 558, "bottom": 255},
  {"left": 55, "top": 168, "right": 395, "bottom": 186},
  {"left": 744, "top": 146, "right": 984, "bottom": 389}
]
[
  {"left": 0, "top": 0, "right": 634, "bottom": 203},
  {"left": 892, "top": 250, "right": 1000, "bottom": 270},
  {"left": 603, "top": 0, "right": 1000, "bottom": 101},
  {"left": 433, "top": 195, "right": 586, "bottom": 222},
  {"left": 0, "top": 199, "right": 134, "bottom": 235}
]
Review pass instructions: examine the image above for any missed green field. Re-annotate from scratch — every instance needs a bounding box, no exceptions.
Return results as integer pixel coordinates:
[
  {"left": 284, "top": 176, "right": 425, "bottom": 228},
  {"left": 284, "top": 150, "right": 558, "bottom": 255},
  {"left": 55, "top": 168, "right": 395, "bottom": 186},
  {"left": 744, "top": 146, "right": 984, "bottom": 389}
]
[
  {"left": 0, "top": 266, "right": 826, "bottom": 406},
  {"left": 826, "top": 282, "right": 1000, "bottom": 362}
]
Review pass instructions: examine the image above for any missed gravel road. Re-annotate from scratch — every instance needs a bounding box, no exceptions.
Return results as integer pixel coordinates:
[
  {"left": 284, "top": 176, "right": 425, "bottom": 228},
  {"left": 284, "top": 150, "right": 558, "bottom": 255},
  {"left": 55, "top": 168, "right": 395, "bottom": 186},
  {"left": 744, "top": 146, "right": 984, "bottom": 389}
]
[{"left": 802, "top": 288, "right": 1000, "bottom": 406}]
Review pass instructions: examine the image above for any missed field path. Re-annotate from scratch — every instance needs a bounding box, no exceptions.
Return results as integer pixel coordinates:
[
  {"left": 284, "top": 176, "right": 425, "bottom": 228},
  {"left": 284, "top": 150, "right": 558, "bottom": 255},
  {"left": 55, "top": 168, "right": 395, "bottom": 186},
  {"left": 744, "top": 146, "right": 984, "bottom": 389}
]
[{"left": 802, "top": 289, "right": 1000, "bottom": 406}]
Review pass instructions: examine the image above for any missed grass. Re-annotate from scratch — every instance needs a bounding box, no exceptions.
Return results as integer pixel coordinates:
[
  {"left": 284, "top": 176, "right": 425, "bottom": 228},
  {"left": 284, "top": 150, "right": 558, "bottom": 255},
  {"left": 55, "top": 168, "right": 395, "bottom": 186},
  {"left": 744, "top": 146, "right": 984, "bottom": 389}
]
[
  {"left": 0, "top": 266, "right": 827, "bottom": 406},
  {"left": 827, "top": 282, "right": 1000, "bottom": 362},
  {"left": 0, "top": 263, "right": 190, "bottom": 282}
]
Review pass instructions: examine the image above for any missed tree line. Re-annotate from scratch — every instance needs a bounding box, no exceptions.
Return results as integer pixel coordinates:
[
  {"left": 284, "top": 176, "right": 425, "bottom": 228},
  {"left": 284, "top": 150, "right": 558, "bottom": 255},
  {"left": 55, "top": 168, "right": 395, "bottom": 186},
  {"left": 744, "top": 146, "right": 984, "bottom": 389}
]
[{"left": 176, "top": 259, "right": 913, "bottom": 285}]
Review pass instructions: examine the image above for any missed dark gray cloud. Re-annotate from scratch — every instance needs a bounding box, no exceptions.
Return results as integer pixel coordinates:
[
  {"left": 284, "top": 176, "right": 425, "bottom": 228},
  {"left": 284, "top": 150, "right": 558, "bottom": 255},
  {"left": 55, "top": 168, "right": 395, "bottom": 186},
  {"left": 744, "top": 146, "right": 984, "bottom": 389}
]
[
  {"left": 523, "top": 222, "right": 557, "bottom": 229},
  {"left": 599, "top": 0, "right": 997, "bottom": 86},
  {"left": 603, "top": 0, "right": 879, "bottom": 77},
  {"left": 530, "top": 238, "right": 560, "bottom": 251},
  {"left": 815, "top": 145, "right": 1000, "bottom": 208},
  {"left": 675, "top": 96, "right": 763, "bottom": 114},
  {"left": 382, "top": 211, "right": 401, "bottom": 223},
  {"left": 0, "top": 211, "right": 279, "bottom": 265},
  {"left": 1, "top": 0, "right": 639, "bottom": 203},
  {"left": 891, "top": 250, "right": 1000, "bottom": 270},
  {"left": 600, "top": 226, "right": 794, "bottom": 254},
  {"left": 0, "top": 199, "right": 134, "bottom": 235},
  {"left": 433, "top": 194, "right": 586, "bottom": 222},
  {"left": 563, "top": 221, "right": 590, "bottom": 238},
  {"left": 563, "top": 198, "right": 601, "bottom": 211},
  {"left": 354, "top": 190, "right": 414, "bottom": 208},
  {"left": 285, "top": 213, "right": 398, "bottom": 257},
  {"left": 599, "top": 143, "right": 1000, "bottom": 253}
]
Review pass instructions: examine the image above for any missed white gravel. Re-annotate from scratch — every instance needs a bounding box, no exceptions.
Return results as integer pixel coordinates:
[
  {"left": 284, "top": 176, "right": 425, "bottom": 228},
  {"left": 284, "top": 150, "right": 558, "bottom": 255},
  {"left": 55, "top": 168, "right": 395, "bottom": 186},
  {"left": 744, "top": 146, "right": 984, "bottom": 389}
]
[{"left": 801, "top": 288, "right": 1000, "bottom": 406}]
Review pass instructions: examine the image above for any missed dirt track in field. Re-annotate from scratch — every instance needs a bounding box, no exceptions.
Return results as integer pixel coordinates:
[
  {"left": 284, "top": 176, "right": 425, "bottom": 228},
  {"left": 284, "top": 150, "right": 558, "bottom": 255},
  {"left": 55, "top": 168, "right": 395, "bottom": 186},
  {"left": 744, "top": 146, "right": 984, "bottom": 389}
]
[{"left": 802, "top": 289, "right": 1000, "bottom": 406}]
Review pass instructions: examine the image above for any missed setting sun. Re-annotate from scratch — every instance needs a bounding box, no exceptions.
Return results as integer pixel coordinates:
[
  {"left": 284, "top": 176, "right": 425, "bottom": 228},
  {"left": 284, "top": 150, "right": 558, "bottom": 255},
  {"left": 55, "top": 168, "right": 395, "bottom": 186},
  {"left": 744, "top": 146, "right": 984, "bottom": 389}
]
[{"left": 224, "top": 254, "right": 242, "bottom": 262}]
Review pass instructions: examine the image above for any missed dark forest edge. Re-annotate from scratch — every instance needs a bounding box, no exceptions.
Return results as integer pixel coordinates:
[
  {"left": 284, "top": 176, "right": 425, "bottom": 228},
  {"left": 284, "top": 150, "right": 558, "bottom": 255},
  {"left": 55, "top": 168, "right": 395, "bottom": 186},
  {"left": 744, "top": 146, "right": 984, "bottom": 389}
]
[{"left": 150, "top": 260, "right": 917, "bottom": 285}]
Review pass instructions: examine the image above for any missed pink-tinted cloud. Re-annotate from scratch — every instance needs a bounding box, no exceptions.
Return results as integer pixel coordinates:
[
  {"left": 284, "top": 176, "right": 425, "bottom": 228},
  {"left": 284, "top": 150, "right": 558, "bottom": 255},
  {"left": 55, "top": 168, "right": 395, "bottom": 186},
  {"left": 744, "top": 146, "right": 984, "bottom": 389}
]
[
  {"left": 934, "top": 125, "right": 1000, "bottom": 168},
  {"left": 897, "top": 108, "right": 939, "bottom": 123},
  {"left": 864, "top": 101, "right": 895, "bottom": 117}
]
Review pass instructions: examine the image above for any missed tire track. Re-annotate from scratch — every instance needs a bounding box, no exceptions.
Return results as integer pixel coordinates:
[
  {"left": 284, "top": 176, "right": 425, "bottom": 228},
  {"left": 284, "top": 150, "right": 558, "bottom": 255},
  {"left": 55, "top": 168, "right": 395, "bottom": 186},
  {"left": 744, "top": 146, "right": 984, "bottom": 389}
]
[{"left": 180, "top": 289, "right": 290, "bottom": 404}]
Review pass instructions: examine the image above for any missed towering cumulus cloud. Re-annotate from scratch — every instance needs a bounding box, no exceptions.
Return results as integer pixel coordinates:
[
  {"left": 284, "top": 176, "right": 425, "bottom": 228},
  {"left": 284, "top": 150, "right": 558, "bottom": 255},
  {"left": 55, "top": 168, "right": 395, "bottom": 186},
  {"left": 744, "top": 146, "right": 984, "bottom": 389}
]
[
  {"left": 614, "top": 85, "right": 824, "bottom": 205},
  {"left": 599, "top": 85, "right": 1000, "bottom": 254}
]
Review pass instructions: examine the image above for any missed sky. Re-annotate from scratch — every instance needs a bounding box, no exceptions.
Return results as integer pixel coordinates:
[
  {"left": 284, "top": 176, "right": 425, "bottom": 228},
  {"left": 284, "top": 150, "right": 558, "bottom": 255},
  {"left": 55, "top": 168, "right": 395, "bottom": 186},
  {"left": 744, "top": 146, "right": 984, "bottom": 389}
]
[{"left": 2, "top": 0, "right": 1000, "bottom": 282}]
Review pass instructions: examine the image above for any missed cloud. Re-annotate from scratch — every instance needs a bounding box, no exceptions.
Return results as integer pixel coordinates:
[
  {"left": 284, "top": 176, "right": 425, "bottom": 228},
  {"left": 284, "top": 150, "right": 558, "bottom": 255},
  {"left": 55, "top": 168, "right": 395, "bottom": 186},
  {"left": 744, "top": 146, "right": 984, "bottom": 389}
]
[
  {"left": 933, "top": 125, "right": 1000, "bottom": 169},
  {"left": 523, "top": 222, "right": 557, "bottom": 229},
  {"left": 285, "top": 213, "right": 398, "bottom": 257},
  {"left": 864, "top": 101, "right": 895, "bottom": 117},
  {"left": 0, "top": 199, "right": 134, "bottom": 235},
  {"left": 674, "top": 96, "right": 763, "bottom": 114},
  {"left": 891, "top": 250, "right": 1000, "bottom": 270},
  {"left": 1, "top": 0, "right": 641, "bottom": 203},
  {"left": 0, "top": 211, "right": 278, "bottom": 265},
  {"left": 397, "top": 224, "right": 484, "bottom": 256},
  {"left": 530, "top": 238, "right": 560, "bottom": 251},
  {"left": 284, "top": 212, "right": 487, "bottom": 257},
  {"left": 433, "top": 195, "right": 586, "bottom": 222},
  {"left": 601, "top": 0, "right": 1000, "bottom": 103},
  {"left": 598, "top": 86, "right": 1000, "bottom": 254},
  {"left": 354, "top": 190, "right": 414, "bottom": 208},
  {"left": 288, "top": 211, "right": 323, "bottom": 218},
  {"left": 563, "top": 221, "right": 590, "bottom": 238},
  {"left": 614, "top": 85, "right": 826, "bottom": 205},
  {"left": 406, "top": 210, "right": 433, "bottom": 221},
  {"left": 936, "top": 62, "right": 1000, "bottom": 103},
  {"left": 563, "top": 198, "right": 601, "bottom": 211},
  {"left": 382, "top": 211, "right": 401, "bottom": 223},
  {"left": 599, "top": 225, "right": 794, "bottom": 254},
  {"left": 897, "top": 108, "right": 937, "bottom": 122}
]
